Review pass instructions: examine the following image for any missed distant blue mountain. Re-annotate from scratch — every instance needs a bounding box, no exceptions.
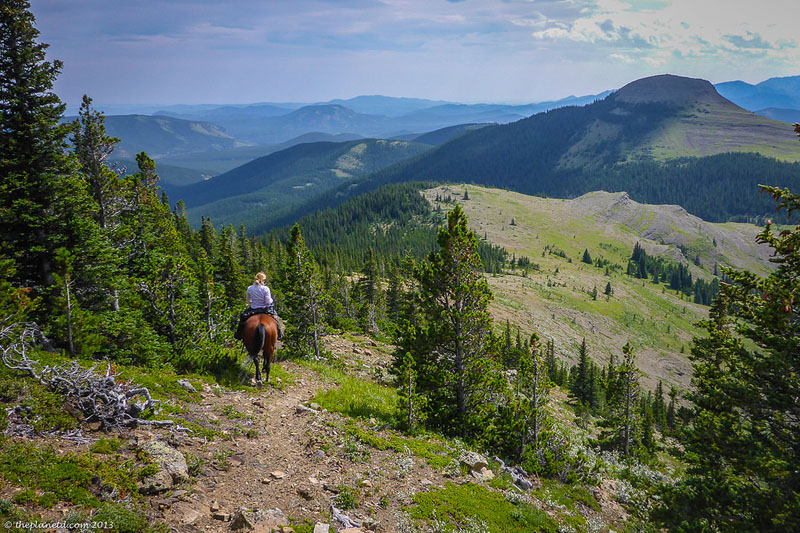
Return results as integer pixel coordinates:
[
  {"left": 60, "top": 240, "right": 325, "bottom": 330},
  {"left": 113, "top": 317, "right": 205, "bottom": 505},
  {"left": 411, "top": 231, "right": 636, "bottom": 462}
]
[
  {"left": 755, "top": 107, "right": 800, "bottom": 124},
  {"left": 715, "top": 75, "right": 800, "bottom": 111},
  {"left": 323, "top": 95, "right": 451, "bottom": 117},
  {"left": 138, "top": 91, "right": 613, "bottom": 144}
]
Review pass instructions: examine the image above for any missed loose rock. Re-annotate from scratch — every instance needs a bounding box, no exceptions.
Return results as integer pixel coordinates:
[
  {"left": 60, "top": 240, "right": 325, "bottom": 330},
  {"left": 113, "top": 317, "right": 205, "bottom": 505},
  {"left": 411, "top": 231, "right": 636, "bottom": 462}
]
[
  {"left": 177, "top": 379, "right": 197, "bottom": 393},
  {"left": 472, "top": 467, "right": 495, "bottom": 482},
  {"left": 140, "top": 439, "right": 189, "bottom": 483},
  {"left": 231, "top": 509, "right": 256, "bottom": 530},
  {"left": 296, "top": 404, "right": 319, "bottom": 414},
  {"left": 139, "top": 469, "right": 172, "bottom": 495},
  {"left": 459, "top": 451, "right": 489, "bottom": 472},
  {"left": 297, "top": 486, "right": 314, "bottom": 500}
]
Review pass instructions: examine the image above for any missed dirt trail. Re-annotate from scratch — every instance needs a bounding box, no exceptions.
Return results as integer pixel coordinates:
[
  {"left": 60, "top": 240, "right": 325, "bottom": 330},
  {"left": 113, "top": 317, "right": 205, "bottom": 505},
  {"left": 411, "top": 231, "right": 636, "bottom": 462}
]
[{"left": 148, "top": 342, "right": 452, "bottom": 532}]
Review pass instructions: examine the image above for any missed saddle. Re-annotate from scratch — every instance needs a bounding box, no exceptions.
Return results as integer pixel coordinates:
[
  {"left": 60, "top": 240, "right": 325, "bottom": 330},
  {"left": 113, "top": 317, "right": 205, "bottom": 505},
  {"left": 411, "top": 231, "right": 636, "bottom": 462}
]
[{"left": 241, "top": 305, "right": 276, "bottom": 321}]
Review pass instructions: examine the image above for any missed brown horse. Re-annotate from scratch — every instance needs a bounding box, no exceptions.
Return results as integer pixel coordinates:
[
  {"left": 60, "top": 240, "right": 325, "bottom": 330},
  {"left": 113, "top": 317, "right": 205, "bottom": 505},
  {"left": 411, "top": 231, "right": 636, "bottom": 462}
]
[{"left": 241, "top": 313, "right": 278, "bottom": 383}]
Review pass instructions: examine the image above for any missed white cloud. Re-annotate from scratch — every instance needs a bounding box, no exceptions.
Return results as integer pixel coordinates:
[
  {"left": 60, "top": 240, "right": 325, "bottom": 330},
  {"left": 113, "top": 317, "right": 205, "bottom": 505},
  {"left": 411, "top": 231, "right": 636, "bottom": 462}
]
[{"left": 531, "top": 0, "right": 799, "bottom": 68}]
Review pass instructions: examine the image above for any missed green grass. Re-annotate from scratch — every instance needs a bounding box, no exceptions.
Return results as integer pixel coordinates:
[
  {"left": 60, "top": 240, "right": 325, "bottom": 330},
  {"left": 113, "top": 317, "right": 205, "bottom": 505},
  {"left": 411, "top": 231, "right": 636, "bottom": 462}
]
[
  {"left": 91, "top": 437, "right": 124, "bottom": 454},
  {"left": 533, "top": 479, "right": 601, "bottom": 521},
  {"left": 346, "top": 424, "right": 457, "bottom": 469},
  {"left": 0, "top": 499, "right": 39, "bottom": 531},
  {"left": 93, "top": 502, "right": 154, "bottom": 533},
  {"left": 0, "top": 437, "right": 152, "bottom": 508},
  {"left": 313, "top": 374, "right": 398, "bottom": 423},
  {"left": 408, "top": 482, "right": 560, "bottom": 533},
  {"left": 266, "top": 361, "right": 295, "bottom": 390}
]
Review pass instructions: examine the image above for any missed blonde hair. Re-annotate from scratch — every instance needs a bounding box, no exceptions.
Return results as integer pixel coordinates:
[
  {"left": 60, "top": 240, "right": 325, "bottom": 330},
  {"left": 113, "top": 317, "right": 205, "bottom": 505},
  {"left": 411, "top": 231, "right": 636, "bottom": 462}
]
[{"left": 254, "top": 272, "right": 267, "bottom": 285}]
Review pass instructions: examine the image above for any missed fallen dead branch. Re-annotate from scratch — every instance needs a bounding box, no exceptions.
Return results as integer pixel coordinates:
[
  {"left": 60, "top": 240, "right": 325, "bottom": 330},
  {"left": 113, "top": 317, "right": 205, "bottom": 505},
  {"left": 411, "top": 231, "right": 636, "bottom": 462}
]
[{"left": 1, "top": 323, "right": 189, "bottom": 433}]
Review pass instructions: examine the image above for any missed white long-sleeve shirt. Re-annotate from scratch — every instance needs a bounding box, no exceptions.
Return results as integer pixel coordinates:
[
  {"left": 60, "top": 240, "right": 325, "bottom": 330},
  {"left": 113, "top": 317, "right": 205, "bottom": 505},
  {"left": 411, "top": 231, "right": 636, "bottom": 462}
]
[{"left": 246, "top": 283, "right": 273, "bottom": 309}]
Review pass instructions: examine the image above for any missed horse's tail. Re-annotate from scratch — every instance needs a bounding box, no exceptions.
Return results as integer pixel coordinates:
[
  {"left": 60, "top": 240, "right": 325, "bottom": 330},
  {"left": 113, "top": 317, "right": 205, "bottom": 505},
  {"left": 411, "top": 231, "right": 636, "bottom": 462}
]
[{"left": 256, "top": 323, "right": 266, "bottom": 354}]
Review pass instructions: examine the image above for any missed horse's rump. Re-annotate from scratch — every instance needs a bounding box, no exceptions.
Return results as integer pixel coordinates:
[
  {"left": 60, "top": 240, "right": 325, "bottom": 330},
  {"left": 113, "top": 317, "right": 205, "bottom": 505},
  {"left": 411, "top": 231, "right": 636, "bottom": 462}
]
[{"left": 241, "top": 313, "right": 278, "bottom": 383}]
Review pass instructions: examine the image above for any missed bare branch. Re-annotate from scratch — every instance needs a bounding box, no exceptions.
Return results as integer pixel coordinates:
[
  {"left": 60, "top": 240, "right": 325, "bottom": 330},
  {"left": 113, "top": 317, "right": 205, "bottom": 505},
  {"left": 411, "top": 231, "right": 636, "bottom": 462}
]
[{"left": 1, "top": 322, "right": 186, "bottom": 433}]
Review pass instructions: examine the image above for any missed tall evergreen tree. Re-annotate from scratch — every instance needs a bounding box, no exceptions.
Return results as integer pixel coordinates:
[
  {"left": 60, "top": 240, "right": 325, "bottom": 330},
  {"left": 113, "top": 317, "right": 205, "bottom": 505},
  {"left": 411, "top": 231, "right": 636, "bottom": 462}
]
[
  {"left": 71, "top": 95, "right": 126, "bottom": 311},
  {"left": 215, "top": 225, "right": 247, "bottom": 308},
  {"left": 281, "top": 224, "right": 328, "bottom": 359},
  {"left": 570, "top": 338, "right": 591, "bottom": 406},
  {"left": 72, "top": 95, "right": 123, "bottom": 232},
  {"left": 0, "top": 0, "right": 88, "bottom": 291},
  {"left": 515, "top": 333, "right": 552, "bottom": 461},
  {"left": 358, "top": 248, "right": 381, "bottom": 335},
  {"left": 396, "top": 206, "right": 501, "bottom": 434},
  {"left": 598, "top": 342, "right": 642, "bottom": 456},
  {"left": 385, "top": 261, "right": 403, "bottom": 327},
  {"left": 655, "top": 186, "right": 800, "bottom": 532}
]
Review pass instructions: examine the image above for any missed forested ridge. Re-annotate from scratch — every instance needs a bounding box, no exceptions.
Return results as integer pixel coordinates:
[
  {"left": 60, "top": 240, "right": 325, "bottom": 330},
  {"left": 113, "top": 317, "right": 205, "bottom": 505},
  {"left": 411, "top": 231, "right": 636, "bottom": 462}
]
[
  {"left": 246, "top": 91, "right": 800, "bottom": 233},
  {"left": 1, "top": 2, "right": 799, "bottom": 531}
]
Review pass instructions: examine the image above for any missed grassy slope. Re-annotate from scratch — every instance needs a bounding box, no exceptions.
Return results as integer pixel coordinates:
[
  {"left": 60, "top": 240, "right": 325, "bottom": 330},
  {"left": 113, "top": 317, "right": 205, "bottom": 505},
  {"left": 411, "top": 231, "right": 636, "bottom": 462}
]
[
  {"left": 425, "top": 184, "right": 775, "bottom": 391},
  {"left": 641, "top": 103, "right": 800, "bottom": 161}
]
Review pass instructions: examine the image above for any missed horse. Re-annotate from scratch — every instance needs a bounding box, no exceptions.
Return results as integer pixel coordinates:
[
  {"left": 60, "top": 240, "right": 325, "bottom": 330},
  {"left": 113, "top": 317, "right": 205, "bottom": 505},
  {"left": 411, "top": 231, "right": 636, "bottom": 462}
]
[{"left": 241, "top": 313, "right": 279, "bottom": 383}]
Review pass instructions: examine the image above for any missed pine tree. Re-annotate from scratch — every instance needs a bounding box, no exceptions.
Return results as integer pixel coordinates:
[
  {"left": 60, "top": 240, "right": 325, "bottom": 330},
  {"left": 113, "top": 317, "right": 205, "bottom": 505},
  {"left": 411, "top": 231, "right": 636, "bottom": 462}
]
[
  {"left": 666, "top": 386, "right": 677, "bottom": 432},
  {"left": 396, "top": 206, "right": 501, "bottom": 434},
  {"left": 71, "top": 95, "right": 126, "bottom": 311},
  {"left": 570, "top": 338, "right": 590, "bottom": 406},
  {"left": 521, "top": 333, "right": 551, "bottom": 454},
  {"left": 216, "top": 225, "right": 247, "bottom": 308},
  {"left": 582, "top": 248, "right": 593, "bottom": 265},
  {"left": 358, "top": 248, "right": 381, "bottom": 335},
  {"left": 281, "top": 224, "right": 328, "bottom": 359},
  {"left": 385, "top": 261, "right": 403, "bottom": 326},
  {"left": 0, "top": 1, "right": 89, "bottom": 291},
  {"left": 599, "top": 342, "right": 641, "bottom": 456},
  {"left": 72, "top": 95, "right": 123, "bottom": 232},
  {"left": 395, "top": 351, "right": 427, "bottom": 432},
  {"left": 655, "top": 186, "right": 800, "bottom": 531},
  {"left": 618, "top": 343, "right": 640, "bottom": 456},
  {"left": 653, "top": 380, "right": 667, "bottom": 430},
  {"left": 200, "top": 217, "right": 217, "bottom": 258}
]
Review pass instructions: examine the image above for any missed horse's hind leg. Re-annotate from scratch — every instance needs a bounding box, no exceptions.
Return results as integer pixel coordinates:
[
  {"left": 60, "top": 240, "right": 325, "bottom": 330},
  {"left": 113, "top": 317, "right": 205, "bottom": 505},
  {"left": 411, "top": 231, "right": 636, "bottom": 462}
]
[
  {"left": 253, "top": 353, "right": 262, "bottom": 383},
  {"left": 264, "top": 345, "right": 274, "bottom": 384}
]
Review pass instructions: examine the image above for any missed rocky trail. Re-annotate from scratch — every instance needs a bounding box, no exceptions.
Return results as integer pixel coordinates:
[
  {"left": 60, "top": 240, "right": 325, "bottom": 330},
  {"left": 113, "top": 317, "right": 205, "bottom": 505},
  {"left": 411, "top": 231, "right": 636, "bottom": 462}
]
[
  {"left": 6, "top": 334, "right": 630, "bottom": 532},
  {"left": 133, "top": 335, "right": 477, "bottom": 532}
]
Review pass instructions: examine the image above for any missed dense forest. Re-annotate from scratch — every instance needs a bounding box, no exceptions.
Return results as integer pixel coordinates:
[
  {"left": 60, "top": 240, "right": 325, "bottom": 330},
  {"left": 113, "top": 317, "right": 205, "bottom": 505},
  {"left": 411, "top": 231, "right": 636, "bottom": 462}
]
[
  {"left": 255, "top": 149, "right": 800, "bottom": 235},
  {"left": 1, "top": 2, "right": 798, "bottom": 531}
]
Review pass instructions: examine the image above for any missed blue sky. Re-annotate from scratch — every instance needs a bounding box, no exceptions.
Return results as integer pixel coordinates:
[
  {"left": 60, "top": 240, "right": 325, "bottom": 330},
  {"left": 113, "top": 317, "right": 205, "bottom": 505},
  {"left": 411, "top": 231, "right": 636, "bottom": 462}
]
[{"left": 31, "top": 0, "right": 800, "bottom": 107}]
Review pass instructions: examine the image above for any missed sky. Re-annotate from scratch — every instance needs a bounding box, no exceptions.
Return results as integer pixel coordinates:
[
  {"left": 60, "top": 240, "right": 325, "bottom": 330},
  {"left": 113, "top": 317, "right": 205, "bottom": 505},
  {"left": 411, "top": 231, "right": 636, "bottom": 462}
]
[{"left": 30, "top": 0, "right": 800, "bottom": 108}]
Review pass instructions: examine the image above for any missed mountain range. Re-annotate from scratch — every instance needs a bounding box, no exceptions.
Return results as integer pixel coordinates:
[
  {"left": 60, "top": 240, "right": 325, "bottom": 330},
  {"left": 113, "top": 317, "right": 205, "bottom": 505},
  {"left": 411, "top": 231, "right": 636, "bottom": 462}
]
[
  {"left": 101, "top": 73, "right": 800, "bottom": 233},
  {"left": 171, "top": 74, "right": 800, "bottom": 234},
  {"left": 89, "top": 75, "right": 799, "bottom": 190},
  {"left": 716, "top": 75, "right": 800, "bottom": 112},
  {"left": 91, "top": 114, "right": 246, "bottom": 160},
  {"left": 152, "top": 92, "right": 612, "bottom": 144}
]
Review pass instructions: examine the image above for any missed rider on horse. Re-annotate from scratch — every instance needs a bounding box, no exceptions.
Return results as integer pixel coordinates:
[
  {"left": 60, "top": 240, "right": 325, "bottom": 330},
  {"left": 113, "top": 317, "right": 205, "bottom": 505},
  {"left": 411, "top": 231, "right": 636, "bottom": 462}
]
[{"left": 234, "top": 272, "right": 283, "bottom": 340}]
